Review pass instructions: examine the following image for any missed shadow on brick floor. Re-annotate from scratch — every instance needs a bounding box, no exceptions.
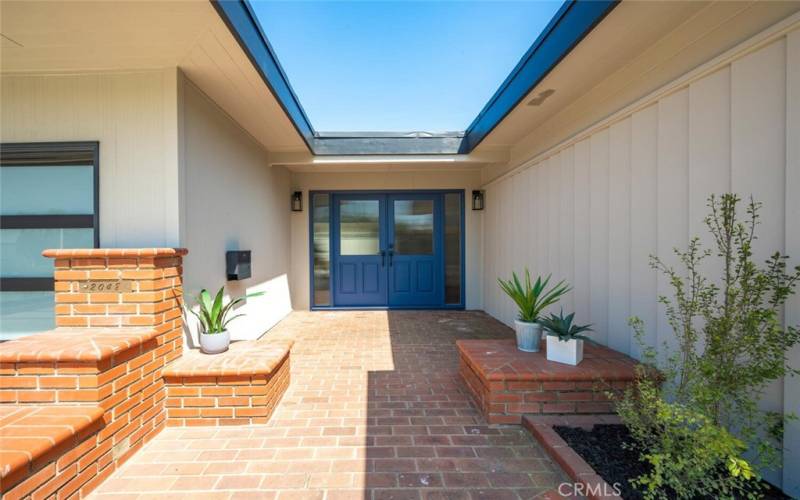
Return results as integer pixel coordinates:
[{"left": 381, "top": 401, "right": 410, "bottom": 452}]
[{"left": 361, "top": 311, "right": 567, "bottom": 500}]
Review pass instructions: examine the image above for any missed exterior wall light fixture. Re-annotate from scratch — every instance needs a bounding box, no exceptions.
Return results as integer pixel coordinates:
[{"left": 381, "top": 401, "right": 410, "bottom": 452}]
[
  {"left": 472, "top": 190, "right": 485, "bottom": 211},
  {"left": 291, "top": 191, "right": 303, "bottom": 212}
]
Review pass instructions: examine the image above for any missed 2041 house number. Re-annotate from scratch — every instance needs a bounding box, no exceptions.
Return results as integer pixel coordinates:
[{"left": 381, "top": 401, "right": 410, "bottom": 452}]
[{"left": 78, "top": 280, "right": 132, "bottom": 293}]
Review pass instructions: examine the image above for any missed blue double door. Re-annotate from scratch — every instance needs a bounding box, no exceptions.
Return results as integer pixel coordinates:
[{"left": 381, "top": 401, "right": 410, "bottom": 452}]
[{"left": 332, "top": 192, "right": 443, "bottom": 308}]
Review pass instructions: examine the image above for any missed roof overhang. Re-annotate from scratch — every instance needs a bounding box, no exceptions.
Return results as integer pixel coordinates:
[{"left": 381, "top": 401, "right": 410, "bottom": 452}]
[
  {"left": 459, "top": 0, "right": 617, "bottom": 153},
  {"left": 0, "top": 0, "right": 308, "bottom": 153}
]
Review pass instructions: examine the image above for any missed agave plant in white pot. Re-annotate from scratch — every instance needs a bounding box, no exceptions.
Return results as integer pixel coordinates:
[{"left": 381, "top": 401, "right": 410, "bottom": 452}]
[
  {"left": 190, "top": 287, "right": 264, "bottom": 354},
  {"left": 497, "top": 270, "right": 571, "bottom": 352},
  {"left": 540, "top": 310, "right": 592, "bottom": 365}
]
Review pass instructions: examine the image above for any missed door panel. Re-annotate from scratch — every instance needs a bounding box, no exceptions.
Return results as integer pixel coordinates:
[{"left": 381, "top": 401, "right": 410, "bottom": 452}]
[
  {"left": 332, "top": 194, "right": 388, "bottom": 306},
  {"left": 388, "top": 194, "right": 442, "bottom": 307}
]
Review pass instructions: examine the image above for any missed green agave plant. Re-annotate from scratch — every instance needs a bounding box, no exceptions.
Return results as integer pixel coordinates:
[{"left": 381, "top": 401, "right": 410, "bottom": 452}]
[
  {"left": 189, "top": 287, "right": 264, "bottom": 334},
  {"left": 497, "top": 269, "right": 571, "bottom": 323},
  {"left": 540, "top": 309, "right": 592, "bottom": 341}
]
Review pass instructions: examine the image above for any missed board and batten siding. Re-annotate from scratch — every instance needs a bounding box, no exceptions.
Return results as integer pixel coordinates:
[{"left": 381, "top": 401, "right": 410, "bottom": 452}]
[
  {"left": 0, "top": 70, "right": 182, "bottom": 247},
  {"left": 483, "top": 28, "right": 799, "bottom": 493},
  {"left": 180, "top": 76, "right": 292, "bottom": 344}
]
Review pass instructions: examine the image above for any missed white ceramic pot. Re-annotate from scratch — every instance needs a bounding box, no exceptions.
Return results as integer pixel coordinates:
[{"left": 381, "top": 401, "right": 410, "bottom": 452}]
[
  {"left": 199, "top": 330, "right": 230, "bottom": 354},
  {"left": 546, "top": 336, "right": 584, "bottom": 365},
  {"left": 514, "top": 320, "right": 542, "bottom": 352}
]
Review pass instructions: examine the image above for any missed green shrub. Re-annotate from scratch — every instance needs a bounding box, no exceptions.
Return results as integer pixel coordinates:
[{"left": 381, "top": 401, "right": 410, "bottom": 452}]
[
  {"left": 497, "top": 269, "right": 570, "bottom": 323},
  {"left": 617, "top": 370, "right": 759, "bottom": 499},
  {"left": 619, "top": 193, "right": 800, "bottom": 498},
  {"left": 190, "top": 287, "right": 264, "bottom": 334},
  {"left": 539, "top": 309, "right": 592, "bottom": 341}
]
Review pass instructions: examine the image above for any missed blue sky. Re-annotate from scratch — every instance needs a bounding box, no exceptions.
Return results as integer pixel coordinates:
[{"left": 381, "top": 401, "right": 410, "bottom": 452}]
[{"left": 250, "top": 1, "right": 564, "bottom": 132}]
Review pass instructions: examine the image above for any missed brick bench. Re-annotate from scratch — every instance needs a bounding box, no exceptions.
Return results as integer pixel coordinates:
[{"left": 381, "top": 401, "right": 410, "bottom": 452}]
[
  {"left": 457, "top": 339, "right": 638, "bottom": 424},
  {"left": 163, "top": 340, "right": 292, "bottom": 426},
  {"left": 0, "top": 325, "right": 181, "bottom": 498},
  {"left": 0, "top": 405, "right": 105, "bottom": 499}
]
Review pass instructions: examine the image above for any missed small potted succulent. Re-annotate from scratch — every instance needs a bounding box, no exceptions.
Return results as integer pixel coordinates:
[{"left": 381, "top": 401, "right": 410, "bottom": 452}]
[
  {"left": 497, "top": 270, "right": 571, "bottom": 352},
  {"left": 539, "top": 310, "right": 592, "bottom": 365},
  {"left": 189, "top": 287, "right": 264, "bottom": 354}
]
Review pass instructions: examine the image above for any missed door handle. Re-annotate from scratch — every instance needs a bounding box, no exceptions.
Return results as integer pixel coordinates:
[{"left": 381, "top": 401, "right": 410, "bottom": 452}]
[
  {"left": 388, "top": 250, "right": 394, "bottom": 266},
  {"left": 381, "top": 250, "right": 386, "bottom": 267}
]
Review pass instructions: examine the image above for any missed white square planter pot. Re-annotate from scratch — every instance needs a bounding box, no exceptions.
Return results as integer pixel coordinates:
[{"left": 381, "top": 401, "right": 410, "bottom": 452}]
[{"left": 546, "top": 336, "right": 584, "bottom": 366}]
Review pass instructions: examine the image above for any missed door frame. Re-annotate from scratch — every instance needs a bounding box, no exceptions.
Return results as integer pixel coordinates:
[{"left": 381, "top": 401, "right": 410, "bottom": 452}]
[{"left": 309, "top": 189, "right": 465, "bottom": 310}]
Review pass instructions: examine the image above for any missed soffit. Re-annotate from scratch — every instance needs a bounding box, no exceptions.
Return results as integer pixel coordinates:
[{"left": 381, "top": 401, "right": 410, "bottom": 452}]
[
  {"left": 477, "top": 0, "right": 800, "bottom": 155},
  {"left": 0, "top": 0, "right": 306, "bottom": 152}
]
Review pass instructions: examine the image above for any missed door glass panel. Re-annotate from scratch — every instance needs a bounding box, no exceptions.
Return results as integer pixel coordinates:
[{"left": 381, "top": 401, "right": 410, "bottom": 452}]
[
  {"left": 1, "top": 166, "right": 94, "bottom": 215},
  {"left": 444, "top": 193, "right": 462, "bottom": 304},
  {"left": 312, "top": 193, "right": 331, "bottom": 306},
  {"left": 340, "top": 200, "right": 380, "bottom": 255},
  {"left": 393, "top": 200, "right": 433, "bottom": 254}
]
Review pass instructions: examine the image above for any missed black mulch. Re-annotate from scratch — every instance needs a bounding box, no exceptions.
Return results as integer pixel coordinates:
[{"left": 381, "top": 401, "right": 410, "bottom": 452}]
[{"left": 553, "top": 424, "right": 790, "bottom": 500}]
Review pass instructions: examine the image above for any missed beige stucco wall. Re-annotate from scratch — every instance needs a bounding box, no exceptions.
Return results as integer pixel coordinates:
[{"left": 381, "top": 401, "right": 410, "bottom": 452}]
[
  {"left": 482, "top": 25, "right": 800, "bottom": 493},
  {"left": 289, "top": 169, "right": 484, "bottom": 311},
  {"left": 179, "top": 76, "right": 292, "bottom": 345},
  {"left": 0, "top": 69, "right": 182, "bottom": 246}
]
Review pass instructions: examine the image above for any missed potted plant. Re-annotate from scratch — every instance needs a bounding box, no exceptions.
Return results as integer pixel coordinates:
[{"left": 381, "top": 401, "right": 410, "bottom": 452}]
[
  {"left": 189, "top": 287, "right": 264, "bottom": 354},
  {"left": 539, "top": 310, "right": 592, "bottom": 365},
  {"left": 497, "top": 270, "right": 571, "bottom": 352}
]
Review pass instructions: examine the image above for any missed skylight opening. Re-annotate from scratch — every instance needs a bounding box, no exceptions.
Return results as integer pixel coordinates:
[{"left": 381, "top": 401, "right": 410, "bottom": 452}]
[{"left": 249, "top": 0, "right": 565, "bottom": 134}]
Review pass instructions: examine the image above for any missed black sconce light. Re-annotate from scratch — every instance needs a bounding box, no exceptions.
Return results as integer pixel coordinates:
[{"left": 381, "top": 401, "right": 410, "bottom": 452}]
[
  {"left": 291, "top": 191, "right": 303, "bottom": 212},
  {"left": 471, "top": 190, "right": 485, "bottom": 211}
]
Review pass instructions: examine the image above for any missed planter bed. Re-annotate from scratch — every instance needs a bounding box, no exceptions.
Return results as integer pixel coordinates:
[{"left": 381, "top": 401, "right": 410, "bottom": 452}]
[
  {"left": 525, "top": 415, "right": 790, "bottom": 499},
  {"left": 552, "top": 422, "right": 790, "bottom": 500}
]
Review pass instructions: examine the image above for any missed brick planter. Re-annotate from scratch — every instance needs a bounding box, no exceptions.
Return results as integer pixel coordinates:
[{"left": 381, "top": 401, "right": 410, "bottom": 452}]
[
  {"left": 457, "top": 339, "right": 638, "bottom": 424},
  {"left": 163, "top": 340, "right": 292, "bottom": 426}
]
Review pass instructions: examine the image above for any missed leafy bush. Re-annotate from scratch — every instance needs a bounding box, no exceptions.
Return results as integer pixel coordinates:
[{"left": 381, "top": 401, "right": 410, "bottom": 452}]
[
  {"left": 619, "top": 193, "right": 800, "bottom": 497},
  {"left": 497, "top": 269, "right": 570, "bottom": 323},
  {"left": 539, "top": 309, "right": 592, "bottom": 341},
  {"left": 617, "top": 370, "right": 759, "bottom": 499},
  {"left": 190, "top": 287, "right": 264, "bottom": 334}
]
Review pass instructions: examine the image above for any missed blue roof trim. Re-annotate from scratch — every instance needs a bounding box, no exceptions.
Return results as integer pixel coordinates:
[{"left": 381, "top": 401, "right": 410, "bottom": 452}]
[
  {"left": 211, "top": 0, "right": 316, "bottom": 150},
  {"left": 459, "top": 0, "right": 618, "bottom": 153}
]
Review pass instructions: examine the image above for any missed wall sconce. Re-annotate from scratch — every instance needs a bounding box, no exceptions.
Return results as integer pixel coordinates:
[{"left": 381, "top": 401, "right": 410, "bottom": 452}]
[
  {"left": 471, "top": 190, "right": 485, "bottom": 211},
  {"left": 291, "top": 191, "right": 303, "bottom": 212}
]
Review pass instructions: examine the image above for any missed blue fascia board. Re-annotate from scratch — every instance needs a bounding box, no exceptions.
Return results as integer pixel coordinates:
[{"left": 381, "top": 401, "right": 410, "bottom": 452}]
[
  {"left": 459, "top": 0, "right": 618, "bottom": 153},
  {"left": 211, "top": 0, "right": 316, "bottom": 151}
]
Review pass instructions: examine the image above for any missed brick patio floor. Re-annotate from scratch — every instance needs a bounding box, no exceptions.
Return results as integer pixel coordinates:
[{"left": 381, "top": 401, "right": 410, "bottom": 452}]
[{"left": 90, "top": 310, "right": 568, "bottom": 500}]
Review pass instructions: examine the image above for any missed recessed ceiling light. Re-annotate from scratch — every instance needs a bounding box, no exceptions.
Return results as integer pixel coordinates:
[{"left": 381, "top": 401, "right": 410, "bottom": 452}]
[{"left": 527, "top": 89, "right": 555, "bottom": 106}]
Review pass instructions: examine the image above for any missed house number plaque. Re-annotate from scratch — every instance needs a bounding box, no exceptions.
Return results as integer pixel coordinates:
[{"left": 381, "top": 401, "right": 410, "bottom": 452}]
[{"left": 78, "top": 280, "right": 132, "bottom": 293}]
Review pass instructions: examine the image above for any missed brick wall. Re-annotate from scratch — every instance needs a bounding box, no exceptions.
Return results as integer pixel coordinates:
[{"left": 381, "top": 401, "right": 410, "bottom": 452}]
[
  {"left": 165, "top": 355, "right": 290, "bottom": 426},
  {"left": 0, "top": 248, "right": 187, "bottom": 499},
  {"left": 459, "top": 357, "right": 630, "bottom": 424},
  {"left": 456, "top": 339, "right": 639, "bottom": 425},
  {"left": 50, "top": 248, "right": 185, "bottom": 329},
  {"left": 162, "top": 340, "right": 293, "bottom": 427}
]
